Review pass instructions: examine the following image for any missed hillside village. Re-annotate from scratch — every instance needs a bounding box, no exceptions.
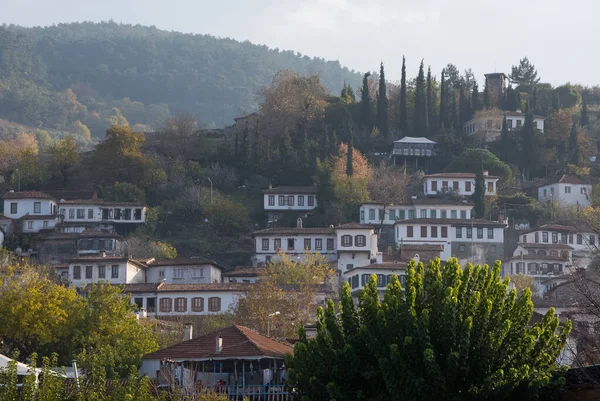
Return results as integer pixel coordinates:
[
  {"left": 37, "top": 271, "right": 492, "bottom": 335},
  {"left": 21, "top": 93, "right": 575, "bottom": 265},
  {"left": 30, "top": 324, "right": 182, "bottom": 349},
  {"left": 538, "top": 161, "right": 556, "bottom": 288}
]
[{"left": 1, "top": 25, "right": 600, "bottom": 398}]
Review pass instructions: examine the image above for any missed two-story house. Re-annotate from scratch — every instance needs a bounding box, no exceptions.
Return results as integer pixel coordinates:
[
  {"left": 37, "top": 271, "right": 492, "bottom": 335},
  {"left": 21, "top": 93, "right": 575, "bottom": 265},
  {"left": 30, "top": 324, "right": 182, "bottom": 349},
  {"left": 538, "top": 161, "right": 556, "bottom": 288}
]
[
  {"left": 2, "top": 191, "right": 58, "bottom": 233},
  {"left": 64, "top": 256, "right": 147, "bottom": 288},
  {"left": 391, "top": 136, "right": 437, "bottom": 168},
  {"left": 423, "top": 172, "right": 499, "bottom": 197},
  {"left": 531, "top": 175, "right": 592, "bottom": 207},
  {"left": 335, "top": 223, "right": 379, "bottom": 272},
  {"left": 463, "top": 108, "right": 545, "bottom": 143},
  {"left": 262, "top": 185, "right": 317, "bottom": 225},
  {"left": 32, "top": 231, "right": 124, "bottom": 264},
  {"left": 58, "top": 199, "right": 146, "bottom": 234},
  {"left": 144, "top": 258, "right": 224, "bottom": 284}
]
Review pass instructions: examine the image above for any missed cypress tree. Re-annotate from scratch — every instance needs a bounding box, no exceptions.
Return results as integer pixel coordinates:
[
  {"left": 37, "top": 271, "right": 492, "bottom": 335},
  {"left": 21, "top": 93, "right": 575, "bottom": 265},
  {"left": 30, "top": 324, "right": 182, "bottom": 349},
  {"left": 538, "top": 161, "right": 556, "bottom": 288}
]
[
  {"left": 473, "top": 171, "right": 485, "bottom": 218},
  {"left": 552, "top": 90, "right": 561, "bottom": 112},
  {"left": 330, "top": 129, "right": 338, "bottom": 155},
  {"left": 347, "top": 86, "right": 356, "bottom": 102},
  {"left": 341, "top": 83, "right": 348, "bottom": 98},
  {"left": 471, "top": 81, "right": 481, "bottom": 111},
  {"left": 531, "top": 86, "right": 538, "bottom": 114},
  {"left": 359, "top": 72, "right": 372, "bottom": 131},
  {"left": 459, "top": 86, "right": 473, "bottom": 129},
  {"left": 483, "top": 84, "right": 490, "bottom": 109},
  {"left": 377, "top": 62, "right": 389, "bottom": 138},
  {"left": 504, "top": 86, "right": 520, "bottom": 111},
  {"left": 414, "top": 60, "right": 427, "bottom": 135},
  {"left": 449, "top": 88, "right": 457, "bottom": 129},
  {"left": 439, "top": 69, "right": 447, "bottom": 128},
  {"left": 240, "top": 121, "right": 250, "bottom": 168},
  {"left": 500, "top": 115, "right": 511, "bottom": 164},
  {"left": 426, "top": 66, "right": 433, "bottom": 133},
  {"left": 581, "top": 93, "right": 590, "bottom": 127},
  {"left": 250, "top": 120, "right": 261, "bottom": 173},
  {"left": 521, "top": 105, "right": 536, "bottom": 179},
  {"left": 399, "top": 56, "right": 407, "bottom": 135},
  {"left": 569, "top": 121, "right": 580, "bottom": 165},
  {"left": 346, "top": 132, "right": 354, "bottom": 176}
]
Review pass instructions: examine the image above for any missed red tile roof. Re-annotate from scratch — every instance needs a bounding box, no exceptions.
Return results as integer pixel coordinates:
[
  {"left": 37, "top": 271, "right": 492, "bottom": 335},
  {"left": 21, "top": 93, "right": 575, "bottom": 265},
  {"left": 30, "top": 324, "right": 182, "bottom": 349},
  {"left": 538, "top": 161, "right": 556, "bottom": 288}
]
[
  {"left": 222, "top": 267, "right": 264, "bottom": 277},
  {"left": 44, "top": 190, "right": 98, "bottom": 201},
  {"left": 400, "top": 244, "right": 444, "bottom": 251},
  {"left": 58, "top": 199, "right": 143, "bottom": 206},
  {"left": 143, "top": 325, "right": 293, "bottom": 361},
  {"left": 395, "top": 218, "right": 506, "bottom": 228},
  {"left": 504, "top": 254, "right": 568, "bottom": 262},
  {"left": 19, "top": 214, "right": 57, "bottom": 220},
  {"left": 252, "top": 227, "right": 335, "bottom": 236},
  {"left": 336, "top": 223, "right": 376, "bottom": 230},
  {"left": 519, "top": 224, "right": 593, "bottom": 235},
  {"left": 424, "top": 173, "right": 500, "bottom": 180},
  {"left": 147, "top": 257, "right": 225, "bottom": 269},
  {"left": 518, "top": 243, "right": 573, "bottom": 250},
  {"left": 347, "top": 262, "right": 407, "bottom": 271},
  {"left": 262, "top": 186, "right": 317, "bottom": 194},
  {"left": 156, "top": 283, "right": 252, "bottom": 292},
  {"left": 3, "top": 191, "right": 54, "bottom": 200}
]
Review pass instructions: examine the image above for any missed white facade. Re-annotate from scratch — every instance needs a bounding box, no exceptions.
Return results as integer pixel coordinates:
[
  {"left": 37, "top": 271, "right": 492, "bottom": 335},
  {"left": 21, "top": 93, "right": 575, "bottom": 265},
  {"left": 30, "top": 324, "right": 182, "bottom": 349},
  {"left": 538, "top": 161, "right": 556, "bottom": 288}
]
[
  {"left": 344, "top": 264, "right": 407, "bottom": 296},
  {"left": 67, "top": 258, "right": 145, "bottom": 287},
  {"left": 59, "top": 202, "right": 146, "bottom": 225},
  {"left": 145, "top": 261, "right": 223, "bottom": 284},
  {"left": 504, "top": 114, "right": 545, "bottom": 133},
  {"left": 395, "top": 221, "right": 452, "bottom": 260},
  {"left": 335, "top": 226, "right": 378, "bottom": 271},
  {"left": 21, "top": 217, "right": 58, "bottom": 233},
  {"left": 262, "top": 187, "right": 317, "bottom": 212},
  {"left": 3, "top": 196, "right": 58, "bottom": 220},
  {"left": 252, "top": 228, "right": 337, "bottom": 266},
  {"left": 154, "top": 288, "right": 245, "bottom": 316},
  {"left": 423, "top": 173, "right": 499, "bottom": 197},
  {"left": 359, "top": 202, "right": 473, "bottom": 225},
  {"left": 519, "top": 225, "right": 597, "bottom": 254},
  {"left": 537, "top": 182, "right": 592, "bottom": 207}
]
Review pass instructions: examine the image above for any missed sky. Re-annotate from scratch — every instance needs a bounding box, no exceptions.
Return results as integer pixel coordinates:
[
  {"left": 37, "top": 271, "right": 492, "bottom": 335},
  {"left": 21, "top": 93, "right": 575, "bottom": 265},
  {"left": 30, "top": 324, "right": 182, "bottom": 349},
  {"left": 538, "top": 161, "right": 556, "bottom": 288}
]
[{"left": 3, "top": 0, "right": 599, "bottom": 86}]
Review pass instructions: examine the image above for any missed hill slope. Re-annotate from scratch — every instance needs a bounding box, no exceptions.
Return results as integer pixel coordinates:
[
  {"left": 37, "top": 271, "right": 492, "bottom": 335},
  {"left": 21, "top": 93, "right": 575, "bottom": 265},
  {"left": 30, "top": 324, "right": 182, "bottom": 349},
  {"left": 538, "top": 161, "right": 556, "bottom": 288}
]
[{"left": 0, "top": 22, "right": 362, "bottom": 134}]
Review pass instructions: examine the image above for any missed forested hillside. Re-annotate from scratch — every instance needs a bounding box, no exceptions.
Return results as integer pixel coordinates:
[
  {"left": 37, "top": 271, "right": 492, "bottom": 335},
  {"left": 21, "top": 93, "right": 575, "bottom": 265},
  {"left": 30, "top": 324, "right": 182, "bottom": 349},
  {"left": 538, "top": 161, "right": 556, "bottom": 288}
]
[{"left": 0, "top": 21, "right": 362, "bottom": 138}]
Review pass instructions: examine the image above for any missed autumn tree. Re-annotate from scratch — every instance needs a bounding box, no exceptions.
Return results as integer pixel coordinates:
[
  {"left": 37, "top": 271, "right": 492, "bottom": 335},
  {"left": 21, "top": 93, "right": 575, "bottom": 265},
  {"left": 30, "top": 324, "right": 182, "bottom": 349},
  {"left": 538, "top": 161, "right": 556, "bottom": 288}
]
[
  {"left": 125, "top": 235, "right": 177, "bottom": 259},
  {"left": 0, "top": 133, "right": 39, "bottom": 186},
  {"left": 233, "top": 252, "right": 334, "bottom": 339},
  {"left": 288, "top": 258, "right": 572, "bottom": 401},
  {"left": 47, "top": 136, "right": 80, "bottom": 185},
  {"left": 159, "top": 113, "right": 201, "bottom": 156},
  {"left": 368, "top": 161, "right": 410, "bottom": 226}
]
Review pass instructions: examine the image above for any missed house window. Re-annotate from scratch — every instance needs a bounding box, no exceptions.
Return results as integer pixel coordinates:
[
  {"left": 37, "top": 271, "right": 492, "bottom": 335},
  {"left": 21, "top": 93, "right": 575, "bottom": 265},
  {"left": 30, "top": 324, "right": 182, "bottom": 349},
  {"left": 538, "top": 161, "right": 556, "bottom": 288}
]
[
  {"left": 355, "top": 235, "right": 366, "bottom": 247},
  {"left": 441, "top": 210, "right": 447, "bottom": 219},
  {"left": 274, "top": 238, "right": 281, "bottom": 250},
  {"left": 407, "top": 226, "right": 414, "bottom": 238},
  {"left": 262, "top": 238, "right": 269, "bottom": 251},
  {"left": 287, "top": 238, "right": 295, "bottom": 250},
  {"left": 175, "top": 298, "right": 187, "bottom": 312},
  {"left": 278, "top": 195, "right": 285, "bottom": 206},
  {"left": 377, "top": 274, "right": 386, "bottom": 288},
  {"left": 124, "top": 209, "right": 132, "bottom": 220},
  {"left": 431, "top": 181, "right": 438, "bottom": 191},
  {"left": 73, "top": 266, "right": 81, "bottom": 280},
  {"left": 487, "top": 228, "right": 494, "bottom": 239},
  {"left": 98, "top": 265, "right": 105, "bottom": 278},
  {"left": 192, "top": 297, "right": 204, "bottom": 312},
  {"left": 315, "top": 238, "right": 323, "bottom": 250},
  {"left": 298, "top": 196, "right": 304, "bottom": 206},
  {"left": 430, "top": 210, "right": 437, "bottom": 219},
  {"left": 590, "top": 235, "right": 596, "bottom": 246},
  {"left": 420, "top": 210, "right": 427, "bottom": 218},
  {"left": 192, "top": 268, "right": 204, "bottom": 278},
  {"left": 68, "top": 209, "right": 74, "bottom": 219},
  {"left": 341, "top": 235, "right": 352, "bottom": 247},
  {"left": 159, "top": 270, "right": 165, "bottom": 278},
  {"left": 487, "top": 182, "right": 494, "bottom": 193},
  {"left": 85, "top": 265, "right": 93, "bottom": 279},
  {"left": 369, "top": 209, "right": 375, "bottom": 220},
  {"left": 27, "top": 221, "right": 33, "bottom": 230},
  {"left": 507, "top": 119, "right": 513, "bottom": 129},
  {"left": 34, "top": 202, "right": 41, "bottom": 214},
  {"left": 550, "top": 250, "right": 558, "bottom": 257},
  {"left": 268, "top": 195, "right": 275, "bottom": 206},
  {"left": 308, "top": 196, "right": 315, "bottom": 206},
  {"left": 577, "top": 234, "right": 583, "bottom": 245},
  {"left": 561, "top": 233, "right": 567, "bottom": 244},
  {"left": 420, "top": 226, "right": 427, "bottom": 238},
  {"left": 160, "top": 298, "right": 172, "bottom": 312},
  {"left": 389, "top": 209, "right": 396, "bottom": 220},
  {"left": 565, "top": 186, "right": 571, "bottom": 194},
  {"left": 451, "top": 210, "right": 457, "bottom": 219},
  {"left": 542, "top": 232, "right": 548, "bottom": 243},
  {"left": 86, "top": 209, "right": 93, "bottom": 219},
  {"left": 327, "top": 238, "right": 334, "bottom": 250},
  {"left": 453, "top": 181, "right": 459, "bottom": 191},
  {"left": 111, "top": 265, "right": 119, "bottom": 279},
  {"left": 441, "top": 226, "right": 448, "bottom": 238},
  {"left": 77, "top": 209, "right": 85, "bottom": 219},
  {"left": 134, "top": 209, "right": 142, "bottom": 220},
  {"left": 581, "top": 187, "right": 587, "bottom": 194},
  {"left": 552, "top": 233, "right": 558, "bottom": 243},
  {"left": 408, "top": 210, "right": 415, "bottom": 219},
  {"left": 288, "top": 195, "right": 294, "bottom": 206},
  {"left": 467, "top": 227, "right": 472, "bottom": 239},
  {"left": 208, "top": 297, "right": 221, "bottom": 312},
  {"left": 442, "top": 181, "right": 448, "bottom": 191},
  {"left": 522, "top": 235, "right": 527, "bottom": 243},
  {"left": 543, "top": 189, "right": 547, "bottom": 197},
  {"left": 459, "top": 245, "right": 465, "bottom": 252},
  {"left": 460, "top": 210, "right": 467, "bottom": 219},
  {"left": 569, "top": 234, "right": 573, "bottom": 244},
  {"left": 516, "top": 120, "right": 522, "bottom": 127},
  {"left": 360, "top": 210, "right": 364, "bottom": 221},
  {"left": 377, "top": 209, "right": 384, "bottom": 221},
  {"left": 10, "top": 202, "right": 17, "bottom": 214},
  {"left": 456, "top": 227, "right": 463, "bottom": 238},
  {"left": 465, "top": 181, "right": 472, "bottom": 192},
  {"left": 174, "top": 268, "right": 184, "bottom": 279},
  {"left": 304, "top": 238, "right": 311, "bottom": 250},
  {"left": 535, "top": 232, "right": 539, "bottom": 243},
  {"left": 477, "top": 227, "right": 483, "bottom": 239},
  {"left": 43, "top": 221, "right": 48, "bottom": 229},
  {"left": 431, "top": 226, "right": 438, "bottom": 238}
]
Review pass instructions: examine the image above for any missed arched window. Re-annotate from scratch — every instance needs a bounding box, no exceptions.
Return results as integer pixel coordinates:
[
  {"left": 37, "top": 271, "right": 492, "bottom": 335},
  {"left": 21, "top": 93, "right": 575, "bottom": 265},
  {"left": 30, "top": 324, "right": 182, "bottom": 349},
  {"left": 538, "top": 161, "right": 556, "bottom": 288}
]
[
  {"left": 355, "top": 235, "right": 366, "bottom": 247},
  {"left": 560, "top": 251, "right": 568, "bottom": 259}
]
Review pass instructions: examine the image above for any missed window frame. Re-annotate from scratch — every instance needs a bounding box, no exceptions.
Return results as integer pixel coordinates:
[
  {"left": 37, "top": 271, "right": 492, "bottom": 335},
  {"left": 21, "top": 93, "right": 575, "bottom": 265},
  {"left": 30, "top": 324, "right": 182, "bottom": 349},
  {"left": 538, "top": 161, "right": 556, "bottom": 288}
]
[
  {"left": 262, "top": 238, "right": 269, "bottom": 251},
  {"left": 304, "top": 238, "right": 311, "bottom": 250},
  {"left": 308, "top": 195, "right": 315, "bottom": 206},
  {"left": 192, "top": 297, "right": 204, "bottom": 312},
  {"left": 420, "top": 226, "right": 427, "bottom": 238},
  {"left": 407, "top": 226, "right": 414, "bottom": 238},
  {"left": 10, "top": 202, "right": 17, "bottom": 214},
  {"left": 98, "top": 265, "right": 106, "bottom": 279},
  {"left": 268, "top": 195, "right": 275, "bottom": 206},
  {"left": 355, "top": 235, "right": 366, "bottom": 247},
  {"left": 298, "top": 195, "right": 304, "bottom": 206},
  {"left": 341, "top": 235, "right": 352, "bottom": 247},
  {"left": 315, "top": 238, "right": 323, "bottom": 250},
  {"left": 208, "top": 297, "right": 221, "bottom": 312},
  {"left": 175, "top": 297, "right": 187, "bottom": 313},
  {"left": 73, "top": 266, "right": 81, "bottom": 280},
  {"left": 33, "top": 202, "right": 41, "bottom": 214},
  {"left": 326, "top": 238, "right": 335, "bottom": 250},
  {"left": 160, "top": 298, "right": 172, "bottom": 312},
  {"left": 111, "top": 265, "right": 119, "bottom": 279}
]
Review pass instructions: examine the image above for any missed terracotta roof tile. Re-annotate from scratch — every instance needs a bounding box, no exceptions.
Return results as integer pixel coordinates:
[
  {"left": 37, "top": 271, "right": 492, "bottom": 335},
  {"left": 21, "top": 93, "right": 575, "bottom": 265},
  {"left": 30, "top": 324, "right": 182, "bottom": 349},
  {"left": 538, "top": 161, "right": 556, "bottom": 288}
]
[
  {"left": 147, "top": 257, "right": 225, "bottom": 269},
  {"left": 123, "top": 283, "right": 161, "bottom": 293},
  {"left": 223, "top": 267, "right": 264, "bottom": 277},
  {"left": 395, "top": 218, "right": 506, "bottom": 227},
  {"left": 518, "top": 243, "right": 573, "bottom": 250},
  {"left": 3, "top": 191, "right": 54, "bottom": 200},
  {"left": 157, "top": 283, "right": 253, "bottom": 292},
  {"left": 143, "top": 325, "right": 293, "bottom": 360},
  {"left": 19, "top": 215, "right": 57, "bottom": 221},
  {"left": 252, "top": 227, "right": 335, "bottom": 236},
  {"left": 58, "top": 199, "right": 143, "bottom": 206},
  {"left": 44, "top": 190, "right": 97, "bottom": 201},
  {"left": 336, "top": 223, "right": 375, "bottom": 230},
  {"left": 347, "top": 262, "right": 407, "bottom": 271},
  {"left": 424, "top": 173, "right": 500, "bottom": 180},
  {"left": 35, "top": 231, "right": 122, "bottom": 240},
  {"left": 261, "top": 186, "right": 317, "bottom": 194}
]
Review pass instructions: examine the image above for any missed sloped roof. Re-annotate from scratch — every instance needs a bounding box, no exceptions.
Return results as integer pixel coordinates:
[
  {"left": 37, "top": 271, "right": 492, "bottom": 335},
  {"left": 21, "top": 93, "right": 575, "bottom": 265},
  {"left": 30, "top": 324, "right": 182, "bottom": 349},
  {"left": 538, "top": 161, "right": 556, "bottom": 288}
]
[
  {"left": 395, "top": 218, "right": 506, "bottom": 227},
  {"left": 252, "top": 227, "right": 335, "bottom": 236},
  {"left": 394, "top": 136, "right": 437, "bottom": 144},
  {"left": 336, "top": 223, "right": 376, "bottom": 230},
  {"left": 44, "top": 190, "right": 97, "bottom": 201},
  {"left": 156, "top": 283, "right": 252, "bottom": 292},
  {"left": 262, "top": 186, "right": 317, "bottom": 194},
  {"left": 424, "top": 172, "right": 500, "bottom": 180},
  {"left": 518, "top": 243, "right": 573, "bottom": 250},
  {"left": 58, "top": 199, "right": 143, "bottom": 206},
  {"left": 223, "top": 266, "right": 264, "bottom": 277},
  {"left": 147, "top": 257, "right": 225, "bottom": 269},
  {"left": 540, "top": 175, "right": 589, "bottom": 186},
  {"left": 3, "top": 191, "right": 54, "bottom": 200},
  {"left": 519, "top": 224, "right": 590, "bottom": 235},
  {"left": 347, "top": 262, "right": 407, "bottom": 271},
  {"left": 143, "top": 325, "right": 293, "bottom": 361},
  {"left": 35, "top": 231, "right": 122, "bottom": 240}
]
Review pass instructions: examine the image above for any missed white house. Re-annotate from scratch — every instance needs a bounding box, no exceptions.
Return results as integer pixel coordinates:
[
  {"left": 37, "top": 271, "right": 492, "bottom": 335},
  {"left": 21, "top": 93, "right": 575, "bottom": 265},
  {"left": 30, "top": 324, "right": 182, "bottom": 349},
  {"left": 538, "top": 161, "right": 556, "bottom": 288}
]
[
  {"left": 463, "top": 109, "right": 545, "bottom": 142},
  {"left": 518, "top": 224, "right": 597, "bottom": 256},
  {"left": 222, "top": 266, "right": 263, "bottom": 283},
  {"left": 344, "top": 262, "right": 407, "bottom": 297},
  {"left": 335, "top": 223, "right": 379, "bottom": 272},
  {"left": 423, "top": 172, "right": 499, "bottom": 197},
  {"left": 2, "top": 191, "right": 59, "bottom": 233},
  {"left": 66, "top": 256, "right": 146, "bottom": 288},
  {"left": 262, "top": 185, "right": 317, "bottom": 224},
  {"left": 534, "top": 175, "right": 592, "bottom": 207},
  {"left": 503, "top": 110, "right": 545, "bottom": 133},
  {"left": 58, "top": 199, "right": 146, "bottom": 233},
  {"left": 360, "top": 199, "right": 474, "bottom": 225},
  {"left": 145, "top": 258, "right": 224, "bottom": 284}
]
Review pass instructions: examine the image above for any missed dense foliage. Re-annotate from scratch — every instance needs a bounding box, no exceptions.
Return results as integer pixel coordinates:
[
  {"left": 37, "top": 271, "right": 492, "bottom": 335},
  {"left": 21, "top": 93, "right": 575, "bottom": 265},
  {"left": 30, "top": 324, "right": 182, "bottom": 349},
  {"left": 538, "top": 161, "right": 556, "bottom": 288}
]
[{"left": 288, "top": 258, "right": 572, "bottom": 401}]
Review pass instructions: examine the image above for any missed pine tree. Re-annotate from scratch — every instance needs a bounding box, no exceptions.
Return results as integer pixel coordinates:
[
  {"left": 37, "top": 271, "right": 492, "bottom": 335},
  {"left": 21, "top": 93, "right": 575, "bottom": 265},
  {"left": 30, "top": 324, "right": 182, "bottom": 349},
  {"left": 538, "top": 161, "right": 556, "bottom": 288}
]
[
  {"left": 581, "top": 93, "right": 590, "bottom": 127},
  {"left": 459, "top": 86, "right": 473, "bottom": 128},
  {"left": 471, "top": 81, "right": 481, "bottom": 111},
  {"left": 399, "top": 56, "right": 407, "bottom": 135},
  {"left": 359, "top": 72, "right": 372, "bottom": 131},
  {"left": 347, "top": 86, "right": 356, "bottom": 102},
  {"left": 439, "top": 69, "right": 446, "bottom": 128},
  {"left": 483, "top": 84, "right": 490, "bottom": 109},
  {"left": 426, "top": 66, "right": 433, "bottom": 133},
  {"left": 346, "top": 132, "right": 354, "bottom": 176},
  {"left": 473, "top": 171, "right": 485, "bottom": 218},
  {"left": 569, "top": 121, "right": 580, "bottom": 165},
  {"left": 377, "top": 62, "right": 389, "bottom": 138},
  {"left": 414, "top": 60, "right": 428, "bottom": 135}
]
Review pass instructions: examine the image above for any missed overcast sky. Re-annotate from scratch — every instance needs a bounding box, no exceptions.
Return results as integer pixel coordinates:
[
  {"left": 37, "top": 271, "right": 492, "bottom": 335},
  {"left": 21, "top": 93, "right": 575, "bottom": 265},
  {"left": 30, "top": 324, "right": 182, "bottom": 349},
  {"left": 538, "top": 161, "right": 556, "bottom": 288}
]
[{"left": 3, "top": 0, "right": 598, "bottom": 86}]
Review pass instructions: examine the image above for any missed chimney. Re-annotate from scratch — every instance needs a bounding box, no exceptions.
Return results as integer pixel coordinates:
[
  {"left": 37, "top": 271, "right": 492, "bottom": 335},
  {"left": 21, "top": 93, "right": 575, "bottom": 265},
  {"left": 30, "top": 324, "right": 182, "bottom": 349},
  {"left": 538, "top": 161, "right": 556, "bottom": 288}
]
[
  {"left": 140, "top": 308, "right": 147, "bottom": 319},
  {"left": 297, "top": 218, "right": 303, "bottom": 228},
  {"left": 268, "top": 183, "right": 273, "bottom": 189},
  {"left": 414, "top": 254, "right": 420, "bottom": 264},
  {"left": 216, "top": 335, "right": 223, "bottom": 353},
  {"left": 516, "top": 108, "right": 522, "bottom": 113},
  {"left": 483, "top": 171, "right": 489, "bottom": 176},
  {"left": 184, "top": 324, "right": 193, "bottom": 341},
  {"left": 9, "top": 190, "right": 14, "bottom": 193},
  {"left": 376, "top": 252, "right": 383, "bottom": 264},
  {"left": 99, "top": 250, "right": 107, "bottom": 258}
]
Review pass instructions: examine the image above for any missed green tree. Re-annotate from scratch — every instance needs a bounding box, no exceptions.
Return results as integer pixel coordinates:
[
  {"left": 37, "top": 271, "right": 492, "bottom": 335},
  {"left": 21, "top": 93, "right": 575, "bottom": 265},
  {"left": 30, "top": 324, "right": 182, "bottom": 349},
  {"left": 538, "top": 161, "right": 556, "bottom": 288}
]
[
  {"left": 447, "top": 148, "right": 513, "bottom": 185},
  {"left": 552, "top": 90, "right": 561, "bottom": 112},
  {"left": 439, "top": 69, "right": 447, "bottom": 128},
  {"left": 359, "top": 72, "right": 372, "bottom": 131},
  {"left": 499, "top": 115, "right": 513, "bottom": 164},
  {"left": 471, "top": 81, "right": 481, "bottom": 111},
  {"left": 288, "top": 258, "right": 571, "bottom": 401},
  {"left": 203, "top": 194, "right": 250, "bottom": 236},
  {"left": 555, "top": 84, "right": 581, "bottom": 109},
  {"left": 581, "top": 93, "right": 589, "bottom": 127},
  {"left": 426, "top": 66, "right": 434, "bottom": 133},
  {"left": 473, "top": 171, "right": 485, "bottom": 218},
  {"left": 509, "top": 56, "right": 540, "bottom": 87},
  {"left": 104, "top": 181, "right": 146, "bottom": 204},
  {"left": 504, "top": 86, "right": 520, "bottom": 111},
  {"left": 569, "top": 121, "right": 580, "bottom": 166},
  {"left": 376, "top": 62, "right": 389, "bottom": 138},
  {"left": 346, "top": 133, "right": 354, "bottom": 176},
  {"left": 48, "top": 136, "right": 81, "bottom": 185},
  {"left": 399, "top": 56, "right": 407, "bottom": 135},
  {"left": 414, "top": 60, "right": 428, "bottom": 135},
  {"left": 459, "top": 85, "right": 473, "bottom": 128},
  {"left": 483, "top": 83, "right": 490, "bottom": 109}
]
